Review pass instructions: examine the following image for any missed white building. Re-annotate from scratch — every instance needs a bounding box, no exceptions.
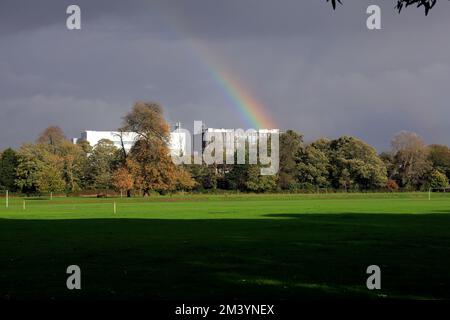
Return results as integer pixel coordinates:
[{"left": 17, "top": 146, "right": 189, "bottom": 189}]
[
  {"left": 72, "top": 125, "right": 278, "bottom": 156},
  {"left": 72, "top": 128, "right": 187, "bottom": 155},
  {"left": 202, "top": 128, "right": 280, "bottom": 149},
  {"left": 72, "top": 131, "right": 138, "bottom": 151}
]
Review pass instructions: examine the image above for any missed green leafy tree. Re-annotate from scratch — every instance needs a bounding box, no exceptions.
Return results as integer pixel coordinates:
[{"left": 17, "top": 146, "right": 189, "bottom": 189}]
[
  {"left": 88, "top": 139, "right": 118, "bottom": 192},
  {"left": 278, "top": 130, "right": 303, "bottom": 190},
  {"left": 15, "top": 144, "right": 39, "bottom": 194},
  {"left": 225, "top": 163, "right": 277, "bottom": 193},
  {"left": 59, "top": 141, "right": 86, "bottom": 193},
  {"left": 75, "top": 139, "right": 93, "bottom": 190},
  {"left": 245, "top": 165, "right": 277, "bottom": 192},
  {"left": 15, "top": 143, "right": 65, "bottom": 195},
  {"left": 298, "top": 143, "right": 330, "bottom": 190},
  {"left": 379, "top": 151, "right": 396, "bottom": 180},
  {"left": 224, "top": 164, "right": 248, "bottom": 191},
  {"left": 34, "top": 126, "right": 88, "bottom": 193},
  {"left": 186, "top": 164, "right": 218, "bottom": 191},
  {"left": 429, "top": 170, "right": 449, "bottom": 189},
  {"left": 36, "top": 165, "right": 66, "bottom": 194},
  {"left": 391, "top": 131, "right": 432, "bottom": 190},
  {"left": 0, "top": 148, "right": 19, "bottom": 192},
  {"left": 15, "top": 152, "right": 42, "bottom": 195},
  {"left": 428, "top": 144, "right": 450, "bottom": 179},
  {"left": 338, "top": 168, "right": 353, "bottom": 191},
  {"left": 328, "top": 136, "right": 387, "bottom": 191}
]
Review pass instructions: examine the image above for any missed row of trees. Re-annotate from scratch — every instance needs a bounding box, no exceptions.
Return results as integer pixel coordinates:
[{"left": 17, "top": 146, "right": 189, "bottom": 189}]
[
  {"left": 1, "top": 102, "right": 449, "bottom": 195},
  {"left": 279, "top": 130, "right": 450, "bottom": 192},
  {"left": 187, "top": 130, "right": 450, "bottom": 193},
  {"left": 0, "top": 102, "right": 195, "bottom": 196}
]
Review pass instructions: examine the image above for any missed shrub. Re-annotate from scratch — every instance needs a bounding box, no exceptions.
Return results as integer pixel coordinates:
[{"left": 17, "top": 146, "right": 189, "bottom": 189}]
[{"left": 386, "top": 179, "right": 399, "bottom": 192}]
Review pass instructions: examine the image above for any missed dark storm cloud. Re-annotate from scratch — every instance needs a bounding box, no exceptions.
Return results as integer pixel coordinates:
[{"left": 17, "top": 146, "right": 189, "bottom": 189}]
[{"left": 1, "top": 0, "right": 450, "bottom": 150}]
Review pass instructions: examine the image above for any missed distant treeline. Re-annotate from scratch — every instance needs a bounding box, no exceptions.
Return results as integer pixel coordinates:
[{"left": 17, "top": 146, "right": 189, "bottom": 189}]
[{"left": 1, "top": 102, "right": 449, "bottom": 196}]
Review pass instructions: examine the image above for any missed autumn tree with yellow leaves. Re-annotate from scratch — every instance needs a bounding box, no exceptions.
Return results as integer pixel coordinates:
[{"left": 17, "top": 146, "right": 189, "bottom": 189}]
[{"left": 120, "top": 102, "right": 195, "bottom": 196}]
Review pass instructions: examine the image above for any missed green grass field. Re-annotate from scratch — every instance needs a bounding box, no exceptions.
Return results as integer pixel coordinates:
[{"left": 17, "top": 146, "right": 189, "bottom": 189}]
[{"left": 1, "top": 193, "right": 450, "bottom": 300}]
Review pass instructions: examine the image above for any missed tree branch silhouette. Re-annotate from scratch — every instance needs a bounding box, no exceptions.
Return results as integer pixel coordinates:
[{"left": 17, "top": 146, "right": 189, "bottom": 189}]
[
  {"left": 327, "top": 0, "right": 442, "bottom": 15},
  {"left": 396, "top": 0, "right": 437, "bottom": 15}
]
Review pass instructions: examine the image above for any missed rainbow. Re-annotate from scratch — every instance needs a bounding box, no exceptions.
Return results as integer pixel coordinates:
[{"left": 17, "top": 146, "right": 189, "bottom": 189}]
[
  {"left": 194, "top": 42, "right": 277, "bottom": 129},
  {"left": 206, "top": 64, "right": 276, "bottom": 129},
  {"left": 159, "top": 11, "right": 277, "bottom": 129}
]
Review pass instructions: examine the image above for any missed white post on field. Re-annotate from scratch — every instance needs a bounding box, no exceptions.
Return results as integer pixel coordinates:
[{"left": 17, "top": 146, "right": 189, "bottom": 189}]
[
  {"left": 113, "top": 201, "right": 117, "bottom": 214},
  {"left": 23, "top": 200, "right": 26, "bottom": 210},
  {"left": 120, "top": 190, "right": 123, "bottom": 198},
  {"left": 6, "top": 190, "right": 9, "bottom": 208},
  {"left": 50, "top": 192, "right": 53, "bottom": 200},
  {"left": 428, "top": 188, "right": 431, "bottom": 201}
]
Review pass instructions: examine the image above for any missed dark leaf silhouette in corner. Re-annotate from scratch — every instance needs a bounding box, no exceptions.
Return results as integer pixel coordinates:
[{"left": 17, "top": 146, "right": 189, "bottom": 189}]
[
  {"left": 327, "top": 0, "right": 444, "bottom": 15},
  {"left": 396, "top": 0, "right": 437, "bottom": 15}
]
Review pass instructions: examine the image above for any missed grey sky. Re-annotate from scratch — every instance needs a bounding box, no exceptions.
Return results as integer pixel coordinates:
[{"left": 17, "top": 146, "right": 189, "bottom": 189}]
[{"left": 1, "top": 0, "right": 449, "bottom": 151}]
